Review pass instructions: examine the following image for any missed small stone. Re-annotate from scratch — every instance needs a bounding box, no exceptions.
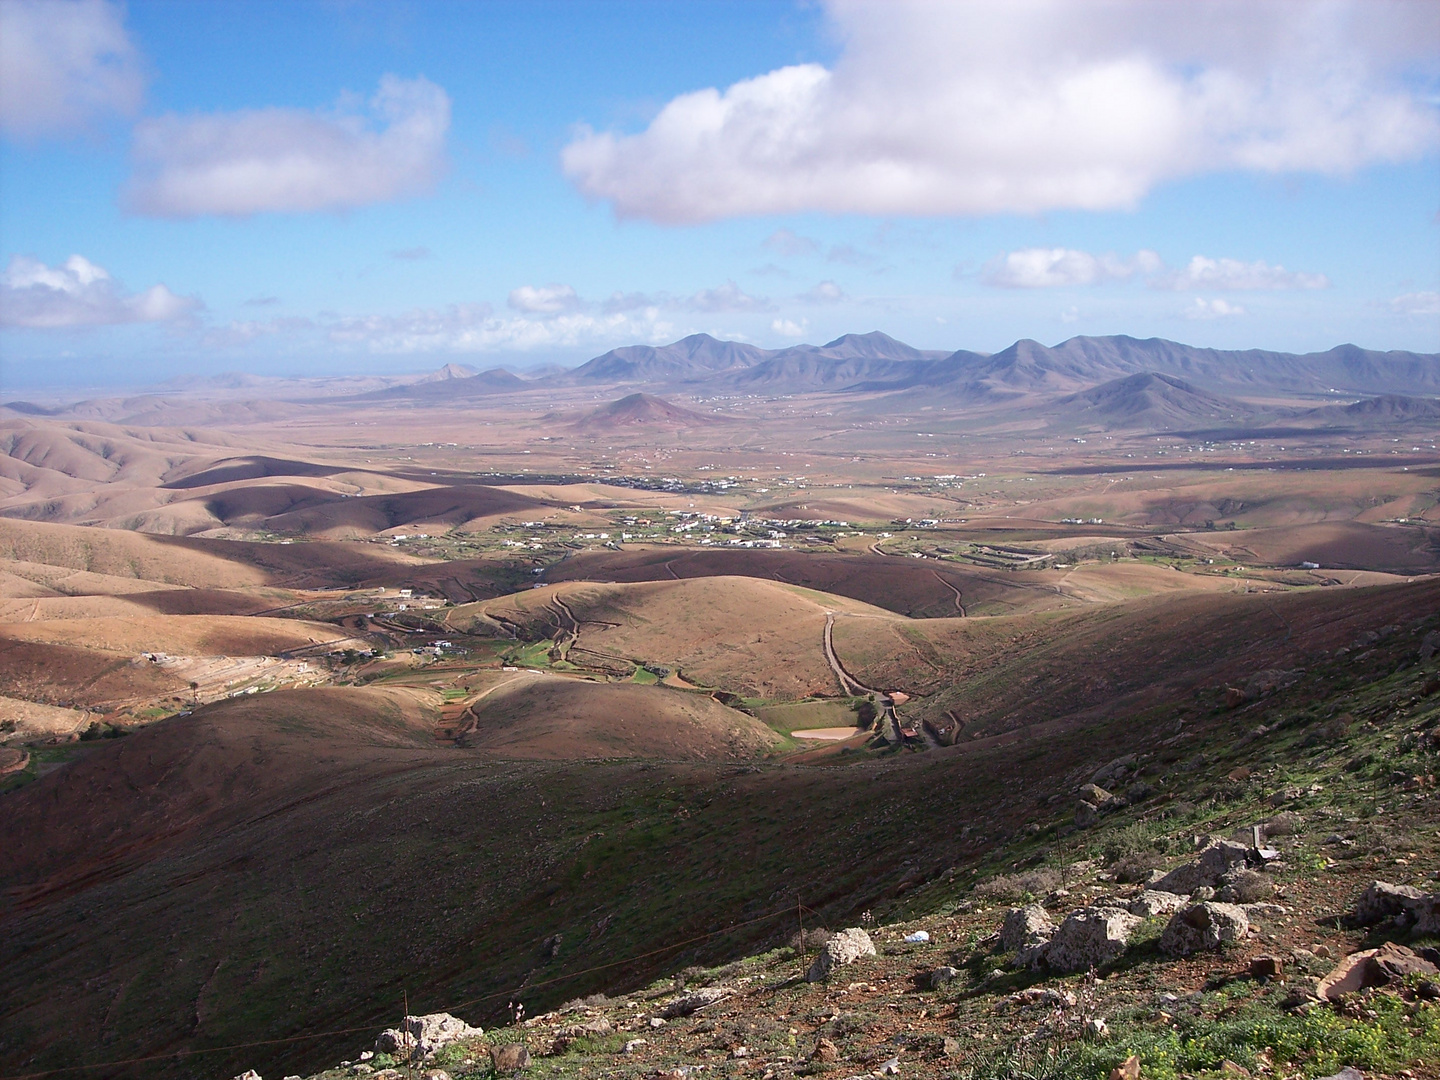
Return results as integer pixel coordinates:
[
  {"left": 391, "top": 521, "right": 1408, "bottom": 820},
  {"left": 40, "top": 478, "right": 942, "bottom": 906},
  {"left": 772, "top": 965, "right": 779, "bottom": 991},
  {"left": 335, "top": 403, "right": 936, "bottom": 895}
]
[
  {"left": 942, "top": 1036, "right": 962, "bottom": 1058},
  {"left": 814, "top": 1037, "right": 840, "bottom": 1063},
  {"left": 1086, "top": 1018, "right": 1108, "bottom": 1038},
  {"left": 623, "top": 1038, "right": 646, "bottom": 1053},
  {"left": 489, "top": 1043, "right": 531, "bottom": 1072},
  {"left": 1250, "top": 955, "right": 1284, "bottom": 980},
  {"left": 1219, "top": 1061, "right": 1251, "bottom": 1078},
  {"left": 1315, "top": 1070, "right": 1364, "bottom": 1080},
  {"left": 233, "top": 1072, "right": 262, "bottom": 1080},
  {"left": 1109, "top": 1054, "right": 1141, "bottom": 1080},
  {"left": 358, "top": 1052, "right": 374, "bottom": 1063},
  {"left": 649, "top": 1016, "right": 667, "bottom": 1028},
  {"left": 877, "top": 1055, "right": 901, "bottom": 1075}
]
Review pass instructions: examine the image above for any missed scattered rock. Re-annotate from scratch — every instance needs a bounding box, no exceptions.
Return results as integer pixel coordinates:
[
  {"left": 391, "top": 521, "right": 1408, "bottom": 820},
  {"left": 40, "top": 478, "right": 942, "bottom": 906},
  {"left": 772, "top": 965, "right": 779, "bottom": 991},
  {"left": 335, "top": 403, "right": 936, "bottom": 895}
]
[
  {"left": 942, "top": 1036, "right": 962, "bottom": 1058},
  {"left": 1127, "top": 890, "right": 1188, "bottom": 918},
  {"left": 813, "top": 1037, "right": 840, "bottom": 1063},
  {"left": 233, "top": 1072, "right": 262, "bottom": 1080},
  {"left": 660, "top": 987, "right": 733, "bottom": 1018},
  {"left": 1315, "top": 1069, "right": 1364, "bottom": 1080},
  {"left": 1158, "top": 903, "right": 1250, "bottom": 956},
  {"left": 376, "top": 1014, "right": 483, "bottom": 1058},
  {"left": 806, "top": 927, "right": 876, "bottom": 981},
  {"left": 1038, "top": 908, "right": 1142, "bottom": 972},
  {"left": 623, "top": 1039, "right": 646, "bottom": 1054},
  {"left": 929, "top": 965, "right": 960, "bottom": 989},
  {"left": 489, "top": 1043, "right": 531, "bottom": 1072},
  {"left": 1282, "top": 977, "right": 1321, "bottom": 1009},
  {"left": 649, "top": 1016, "right": 667, "bottom": 1028},
  {"left": 1086, "top": 1018, "right": 1109, "bottom": 1038},
  {"left": 1109, "top": 1055, "right": 1141, "bottom": 1080},
  {"left": 1076, "top": 800, "right": 1101, "bottom": 828},
  {"left": 877, "top": 1055, "right": 901, "bottom": 1075},
  {"left": 1000, "top": 905, "right": 1055, "bottom": 954},
  {"left": 1219, "top": 1060, "right": 1251, "bottom": 1078},
  {"left": 1151, "top": 839, "right": 1250, "bottom": 897}
]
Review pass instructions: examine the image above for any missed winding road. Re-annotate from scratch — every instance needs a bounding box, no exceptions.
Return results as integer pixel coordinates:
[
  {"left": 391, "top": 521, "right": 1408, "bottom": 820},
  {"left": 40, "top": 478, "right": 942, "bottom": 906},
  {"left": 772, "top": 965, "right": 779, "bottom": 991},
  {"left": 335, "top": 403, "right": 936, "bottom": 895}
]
[{"left": 822, "top": 613, "right": 902, "bottom": 744}]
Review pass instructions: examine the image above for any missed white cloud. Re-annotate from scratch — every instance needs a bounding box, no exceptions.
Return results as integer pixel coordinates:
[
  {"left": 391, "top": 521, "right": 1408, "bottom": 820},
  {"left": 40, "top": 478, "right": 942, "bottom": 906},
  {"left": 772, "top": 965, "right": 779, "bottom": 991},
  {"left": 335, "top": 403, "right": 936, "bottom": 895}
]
[
  {"left": 1388, "top": 290, "right": 1440, "bottom": 316},
  {"left": 200, "top": 316, "right": 313, "bottom": 349},
  {"left": 771, "top": 317, "right": 808, "bottom": 336},
  {"left": 508, "top": 283, "right": 582, "bottom": 314},
  {"left": 763, "top": 229, "right": 820, "bottom": 257},
  {"left": 562, "top": 0, "right": 1440, "bottom": 223},
  {"left": 0, "top": 254, "right": 199, "bottom": 328},
  {"left": 685, "top": 280, "right": 773, "bottom": 314},
  {"left": 0, "top": 0, "right": 145, "bottom": 139},
  {"left": 326, "top": 303, "right": 674, "bottom": 355},
  {"left": 983, "top": 248, "right": 1161, "bottom": 288},
  {"left": 1183, "top": 297, "right": 1247, "bottom": 320},
  {"left": 801, "top": 280, "right": 847, "bottom": 304},
  {"left": 123, "top": 75, "right": 450, "bottom": 217},
  {"left": 1156, "top": 255, "right": 1329, "bottom": 291}
]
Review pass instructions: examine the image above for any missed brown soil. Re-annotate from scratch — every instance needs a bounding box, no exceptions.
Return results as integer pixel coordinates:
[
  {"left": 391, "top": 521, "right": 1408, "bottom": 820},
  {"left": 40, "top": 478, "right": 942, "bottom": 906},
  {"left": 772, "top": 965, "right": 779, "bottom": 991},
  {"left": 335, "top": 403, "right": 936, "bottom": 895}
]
[{"left": 457, "top": 675, "right": 783, "bottom": 759}]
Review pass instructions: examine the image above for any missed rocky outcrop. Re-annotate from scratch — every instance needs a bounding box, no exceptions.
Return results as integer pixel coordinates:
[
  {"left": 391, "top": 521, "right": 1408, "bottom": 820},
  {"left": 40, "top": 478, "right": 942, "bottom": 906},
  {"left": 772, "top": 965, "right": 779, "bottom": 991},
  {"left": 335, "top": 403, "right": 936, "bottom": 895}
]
[
  {"left": 376, "top": 1013, "right": 483, "bottom": 1058},
  {"left": 1353, "top": 880, "right": 1440, "bottom": 933},
  {"left": 1317, "top": 941, "right": 1439, "bottom": 1001},
  {"left": 1151, "top": 840, "right": 1250, "bottom": 897},
  {"left": 1158, "top": 902, "right": 1249, "bottom": 956},
  {"left": 1036, "top": 907, "right": 1142, "bottom": 973},
  {"left": 1000, "top": 905, "right": 1055, "bottom": 955},
  {"left": 806, "top": 927, "right": 876, "bottom": 982},
  {"left": 1126, "top": 890, "right": 1188, "bottom": 918}
]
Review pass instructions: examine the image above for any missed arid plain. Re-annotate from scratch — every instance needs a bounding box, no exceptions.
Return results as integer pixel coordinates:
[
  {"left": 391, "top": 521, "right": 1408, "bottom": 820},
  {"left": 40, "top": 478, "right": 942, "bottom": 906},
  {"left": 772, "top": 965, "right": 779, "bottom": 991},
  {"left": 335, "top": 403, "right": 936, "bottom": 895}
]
[{"left": 1, "top": 333, "right": 1438, "bottom": 1078}]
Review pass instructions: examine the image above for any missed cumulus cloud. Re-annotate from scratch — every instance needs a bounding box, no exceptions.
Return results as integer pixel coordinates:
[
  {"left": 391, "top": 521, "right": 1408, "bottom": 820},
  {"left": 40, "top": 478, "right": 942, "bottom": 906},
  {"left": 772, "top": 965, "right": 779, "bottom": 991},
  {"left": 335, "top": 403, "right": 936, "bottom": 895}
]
[
  {"left": 200, "top": 316, "right": 313, "bottom": 349},
  {"left": 801, "top": 280, "right": 847, "bottom": 304},
  {"left": 123, "top": 74, "right": 450, "bottom": 217},
  {"left": 1389, "top": 290, "right": 1440, "bottom": 315},
  {"left": 772, "top": 317, "right": 809, "bottom": 336},
  {"left": 326, "top": 302, "right": 673, "bottom": 354},
  {"left": 685, "top": 280, "right": 774, "bottom": 314},
  {"left": 1155, "top": 256, "right": 1329, "bottom": 291},
  {"left": 508, "top": 283, "right": 582, "bottom": 314},
  {"left": 1183, "top": 297, "right": 1247, "bottom": 320},
  {"left": 983, "top": 248, "right": 1161, "bottom": 288},
  {"left": 562, "top": 0, "right": 1440, "bottom": 223},
  {"left": 0, "top": 254, "right": 199, "bottom": 328},
  {"left": 0, "top": 0, "right": 145, "bottom": 139}
]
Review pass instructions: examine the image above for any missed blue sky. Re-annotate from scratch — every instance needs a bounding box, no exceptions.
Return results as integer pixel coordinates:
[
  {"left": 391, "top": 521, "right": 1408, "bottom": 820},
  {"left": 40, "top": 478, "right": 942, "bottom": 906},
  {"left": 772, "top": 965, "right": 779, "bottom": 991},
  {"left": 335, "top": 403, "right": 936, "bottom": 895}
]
[{"left": 1, "top": 0, "right": 1437, "bottom": 388}]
